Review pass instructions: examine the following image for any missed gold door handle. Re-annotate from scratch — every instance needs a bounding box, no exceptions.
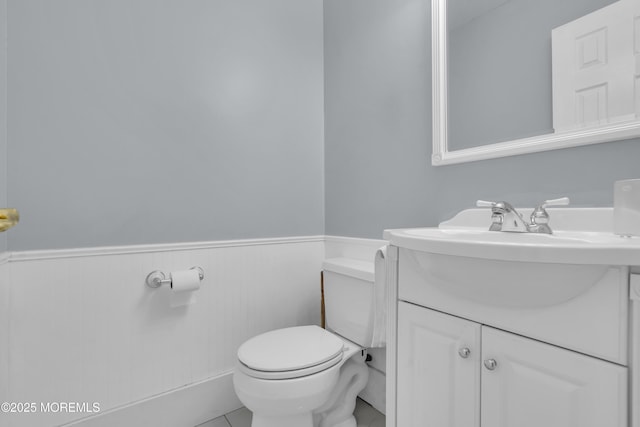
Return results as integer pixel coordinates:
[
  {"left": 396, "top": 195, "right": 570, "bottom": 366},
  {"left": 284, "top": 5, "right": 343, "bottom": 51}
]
[{"left": 0, "top": 208, "right": 19, "bottom": 232}]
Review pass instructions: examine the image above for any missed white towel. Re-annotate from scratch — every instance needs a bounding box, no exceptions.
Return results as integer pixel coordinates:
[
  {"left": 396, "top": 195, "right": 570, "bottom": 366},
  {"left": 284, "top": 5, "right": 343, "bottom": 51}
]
[{"left": 370, "top": 246, "right": 388, "bottom": 348}]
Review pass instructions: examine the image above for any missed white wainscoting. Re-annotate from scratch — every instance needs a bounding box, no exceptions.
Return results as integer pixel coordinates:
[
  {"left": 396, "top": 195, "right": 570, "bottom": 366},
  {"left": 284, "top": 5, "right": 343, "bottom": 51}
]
[
  {"left": 0, "top": 235, "right": 389, "bottom": 427},
  {"left": 0, "top": 258, "right": 9, "bottom": 416},
  {"left": 1, "top": 237, "right": 324, "bottom": 427}
]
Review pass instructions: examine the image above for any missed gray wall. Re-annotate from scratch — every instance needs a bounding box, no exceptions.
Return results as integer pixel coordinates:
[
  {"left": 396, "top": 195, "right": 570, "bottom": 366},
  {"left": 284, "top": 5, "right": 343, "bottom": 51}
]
[
  {"left": 324, "top": 0, "right": 640, "bottom": 239},
  {"left": 7, "top": 0, "right": 325, "bottom": 251},
  {"left": 0, "top": 0, "right": 6, "bottom": 253},
  {"left": 6, "top": 0, "right": 640, "bottom": 250}
]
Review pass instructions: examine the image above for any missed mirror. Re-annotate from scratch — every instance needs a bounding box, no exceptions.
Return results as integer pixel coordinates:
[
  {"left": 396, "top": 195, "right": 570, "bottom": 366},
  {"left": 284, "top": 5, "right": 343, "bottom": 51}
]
[{"left": 432, "top": 0, "right": 640, "bottom": 165}]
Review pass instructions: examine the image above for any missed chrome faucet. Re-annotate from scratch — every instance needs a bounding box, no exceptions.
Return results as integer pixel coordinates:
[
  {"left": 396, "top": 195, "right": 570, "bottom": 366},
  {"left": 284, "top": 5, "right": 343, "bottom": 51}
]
[{"left": 476, "top": 198, "right": 570, "bottom": 234}]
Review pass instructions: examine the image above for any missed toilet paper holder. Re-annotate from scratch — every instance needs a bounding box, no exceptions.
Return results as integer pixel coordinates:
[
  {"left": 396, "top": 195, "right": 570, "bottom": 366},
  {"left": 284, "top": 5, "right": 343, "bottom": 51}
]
[{"left": 145, "top": 266, "right": 205, "bottom": 288}]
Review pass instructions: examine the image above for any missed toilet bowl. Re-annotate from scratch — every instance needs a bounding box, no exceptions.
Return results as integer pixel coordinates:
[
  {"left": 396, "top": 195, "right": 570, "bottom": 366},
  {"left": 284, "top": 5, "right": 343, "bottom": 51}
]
[
  {"left": 233, "top": 257, "right": 382, "bottom": 427},
  {"left": 233, "top": 325, "right": 368, "bottom": 427}
]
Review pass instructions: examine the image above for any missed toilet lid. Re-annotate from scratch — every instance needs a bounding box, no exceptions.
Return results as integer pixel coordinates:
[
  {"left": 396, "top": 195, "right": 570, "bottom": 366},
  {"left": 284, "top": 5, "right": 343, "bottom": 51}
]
[{"left": 237, "top": 325, "right": 344, "bottom": 372}]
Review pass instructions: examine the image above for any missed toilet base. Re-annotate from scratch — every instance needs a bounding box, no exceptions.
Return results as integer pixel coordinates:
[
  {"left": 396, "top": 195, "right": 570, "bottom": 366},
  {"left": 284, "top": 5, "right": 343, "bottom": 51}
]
[
  {"left": 250, "top": 411, "right": 356, "bottom": 427},
  {"left": 314, "top": 351, "right": 369, "bottom": 427},
  {"left": 249, "top": 354, "right": 367, "bottom": 427},
  {"left": 332, "top": 415, "right": 356, "bottom": 427},
  {"left": 252, "top": 413, "right": 314, "bottom": 427}
]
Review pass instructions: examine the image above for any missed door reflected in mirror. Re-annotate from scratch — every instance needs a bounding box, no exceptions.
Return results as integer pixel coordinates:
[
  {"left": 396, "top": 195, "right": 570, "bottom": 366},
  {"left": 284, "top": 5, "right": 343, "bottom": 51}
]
[{"left": 552, "top": 0, "right": 640, "bottom": 133}]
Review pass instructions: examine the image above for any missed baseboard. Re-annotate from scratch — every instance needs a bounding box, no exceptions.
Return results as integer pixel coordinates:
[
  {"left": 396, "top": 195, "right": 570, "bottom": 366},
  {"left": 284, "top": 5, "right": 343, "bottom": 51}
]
[{"left": 62, "top": 371, "right": 241, "bottom": 427}]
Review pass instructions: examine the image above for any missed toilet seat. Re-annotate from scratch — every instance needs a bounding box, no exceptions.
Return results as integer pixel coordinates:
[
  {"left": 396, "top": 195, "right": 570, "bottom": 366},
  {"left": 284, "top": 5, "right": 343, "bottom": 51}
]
[
  {"left": 237, "top": 325, "right": 345, "bottom": 380},
  {"left": 239, "top": 351, "right": 343, "bottom": 380}
]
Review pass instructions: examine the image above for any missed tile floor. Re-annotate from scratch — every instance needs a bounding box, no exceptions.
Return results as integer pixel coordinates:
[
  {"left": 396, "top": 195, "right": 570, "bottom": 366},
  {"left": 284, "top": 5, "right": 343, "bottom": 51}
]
[{"left": 196, "top": 398, "right": 385, "bottom": 427}]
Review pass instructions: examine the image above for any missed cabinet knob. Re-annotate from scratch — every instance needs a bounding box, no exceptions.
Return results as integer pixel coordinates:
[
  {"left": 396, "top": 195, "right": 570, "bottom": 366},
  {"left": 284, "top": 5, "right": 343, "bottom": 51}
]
[
  {"left": 458, "top": 347, "right": 471, "bottom": 359},
  {"left": 484, "top": 359, "right": 498, "bottom": 371}
]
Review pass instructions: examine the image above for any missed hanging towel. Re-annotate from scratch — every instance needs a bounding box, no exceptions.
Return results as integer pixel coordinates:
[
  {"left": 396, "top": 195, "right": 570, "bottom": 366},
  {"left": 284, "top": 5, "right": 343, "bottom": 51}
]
[{"left": 370, "top": 246, "right": 389, "bottom": 348}]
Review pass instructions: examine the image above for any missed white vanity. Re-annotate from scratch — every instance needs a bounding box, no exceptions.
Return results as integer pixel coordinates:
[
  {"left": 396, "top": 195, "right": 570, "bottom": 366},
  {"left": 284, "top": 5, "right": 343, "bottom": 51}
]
[{"left": 384, "top": 207, "right": 640, "bottom": 427}]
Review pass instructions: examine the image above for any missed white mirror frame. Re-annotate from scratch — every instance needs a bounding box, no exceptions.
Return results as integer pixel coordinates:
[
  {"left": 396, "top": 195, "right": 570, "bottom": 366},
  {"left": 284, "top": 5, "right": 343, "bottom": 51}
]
[{"left": 432, "top": 0, "right": 640, "bottom": 166}]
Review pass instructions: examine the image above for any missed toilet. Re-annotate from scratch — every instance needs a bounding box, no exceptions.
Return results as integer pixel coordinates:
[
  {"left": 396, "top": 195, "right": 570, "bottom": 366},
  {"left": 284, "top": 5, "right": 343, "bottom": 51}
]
[{"left": 233, "top": 257, "right": 383, "bottom": 427}]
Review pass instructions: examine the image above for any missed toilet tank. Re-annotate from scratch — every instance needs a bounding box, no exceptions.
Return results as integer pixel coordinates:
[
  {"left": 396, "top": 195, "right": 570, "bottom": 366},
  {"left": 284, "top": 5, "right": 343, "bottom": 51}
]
[{"left": 322, "top": 257, "right": 375, "bottom": 347}]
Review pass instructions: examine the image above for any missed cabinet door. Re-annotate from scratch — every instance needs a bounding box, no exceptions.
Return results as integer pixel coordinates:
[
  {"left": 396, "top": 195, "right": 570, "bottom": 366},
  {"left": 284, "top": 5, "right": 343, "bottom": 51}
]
[
  {"left": 397, "top": 302, "right": 481, "bottom": 427},
  {"left": 481, "top": 326, "right": 628, "bottom": 427}
]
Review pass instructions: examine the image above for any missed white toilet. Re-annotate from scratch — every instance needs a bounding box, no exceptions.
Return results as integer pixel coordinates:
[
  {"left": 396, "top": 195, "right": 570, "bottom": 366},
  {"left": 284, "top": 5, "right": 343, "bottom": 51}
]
[{"left": 233, "top": 257, "right": 383, "bottom": 427}]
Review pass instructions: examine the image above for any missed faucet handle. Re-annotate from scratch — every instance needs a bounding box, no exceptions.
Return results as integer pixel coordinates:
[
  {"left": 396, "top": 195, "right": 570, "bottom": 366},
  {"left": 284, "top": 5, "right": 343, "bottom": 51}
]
[
  {"left": 477, "top": 200, "right": 514, "bottom": 214},
  {"left": 476, "top": 200, "right": 496, "bottom": 208},
  {"left": 540, "top": 197, "right": 570, "bottom": 208},
  {"left": 530, "top": 197, "right": 570, "bottom": 233}
]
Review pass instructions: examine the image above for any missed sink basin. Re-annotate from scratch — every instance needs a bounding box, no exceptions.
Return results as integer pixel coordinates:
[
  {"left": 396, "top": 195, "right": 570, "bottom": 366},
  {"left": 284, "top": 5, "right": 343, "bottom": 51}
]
[
  {"left": 385, "top": 207, "right": 640, "bottom": 308},
  {"left": 402, "top": 250, "right": 609, "bottom": 307},
  {"left": 384, "top": 208, "right": 640, "bottom": 266}
]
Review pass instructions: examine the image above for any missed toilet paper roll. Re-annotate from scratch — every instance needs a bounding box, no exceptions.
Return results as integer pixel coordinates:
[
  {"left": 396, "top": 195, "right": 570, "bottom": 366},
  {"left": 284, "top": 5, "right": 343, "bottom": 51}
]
[
  {"left": 170, "top": 269, "right": 201, "bottom": 308},
  {"left": 171, "top": 269, "right": 201, "bottom": 292},
  {"left": 614, "top": 179, "right": 640, "bottom": 237}
]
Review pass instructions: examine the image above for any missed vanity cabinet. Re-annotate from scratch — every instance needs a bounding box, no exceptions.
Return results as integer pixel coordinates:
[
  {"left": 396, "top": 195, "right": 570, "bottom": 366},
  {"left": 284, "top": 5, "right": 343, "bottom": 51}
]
[
  {"left": 385, "top": 209, "right": 640, "bottom": 427},
  {"left": 397, "top": 301, "right": 628, "bottom": 427}
]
